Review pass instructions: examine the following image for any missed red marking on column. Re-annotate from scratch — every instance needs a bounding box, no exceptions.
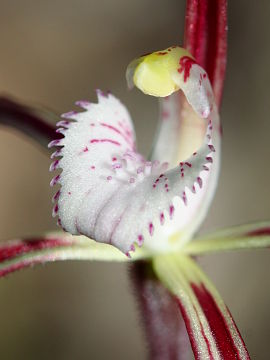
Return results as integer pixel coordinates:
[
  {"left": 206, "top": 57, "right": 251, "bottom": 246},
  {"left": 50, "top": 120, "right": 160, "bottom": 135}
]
[{"left": 178, "top": 56, "right": 197, "bottom": 82}]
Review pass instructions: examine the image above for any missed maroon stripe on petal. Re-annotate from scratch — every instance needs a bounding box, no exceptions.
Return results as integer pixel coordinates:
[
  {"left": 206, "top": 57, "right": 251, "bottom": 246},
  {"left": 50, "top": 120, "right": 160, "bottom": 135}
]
[{"left": 191, "top": 283, "right": 249, "bottom": 359}]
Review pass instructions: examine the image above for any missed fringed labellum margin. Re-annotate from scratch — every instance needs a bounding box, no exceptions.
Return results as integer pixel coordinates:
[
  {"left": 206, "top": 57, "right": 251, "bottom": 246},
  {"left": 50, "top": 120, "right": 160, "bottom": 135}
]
[{"left": 49, "top": 47, "right": 220, "bottom": 256}]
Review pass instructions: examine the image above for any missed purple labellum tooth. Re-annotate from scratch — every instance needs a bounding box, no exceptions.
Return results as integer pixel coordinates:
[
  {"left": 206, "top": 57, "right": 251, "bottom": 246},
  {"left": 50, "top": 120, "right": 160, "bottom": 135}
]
[
  {"left": 50, "top": 174, "right": 61, "bottom": 187},
  {"left": 149, "top": 223, "right": 154, "bottom": 236},
  {"left": 61, "top": 111, "right": 78, "bottom": 119},
  {"left": 107, "top": 176, "right": 112, "bottom": 181},
  {"left": 160, "top": 212, "right": 165, "bottom": 225},
  {"left": 137, "top": 235, "right": 144, "bottom": 246},
  {"left": 125, "top": 251, "right": 131, "bottom": 259},
  {"left": 130, "top": 244, "right": 135, "bottom": 252},
  {"left": 48, "top": 139, "right": 62, "bottom": 148},
  {"left": 57, "top": 218, "right": 62, "bottom": 227},
  {"left": 169, "top": 205, "right": 175, "bottom": 219},
  {"left": 55, "top": 127, "right": 66, "bottom": 134},
  {"left": 206, "top": 156, "right": 213, "bottom": 163},
  {"left": 112, "top": 163, "right": 122, "bottom": 170},
  {"left": 208, "top": 144, "right": 215, "bottom": 152},
  {"left": 50, "top": 149, "right": 62, "bottom": 159},
  {"left": 129, "top": 177, "right": 135, "bottom": 184},
  {"left": 144, "top": 161, "right": 152, "bottom": 175},
  {"left": 75, "top": 100, "right": 91, "bottom": 108},
  {"left": 197, "top": 177, "right": 203, "bottom": 188},
  {"left": 203, "top": 165, "right": 209, "bottom": 171},
  {"left": 52, "top": 204, "right": 59, "bottom": 217},
  {"left": 49, "top": 160, "right": 60, "bottom": 172},
  {"left": 192, "top": 185, "right": 196, "bottom": 193},
  {"left": 96, "top": 89, "right": 107, "bottom": 98},
  {"left": 52, "top": 190, "right": 60, "bottom": 203},
  {"left": 56, "top": 120, "right": 70, "bottom": 128},
  {"left": 182, "top": 191, "right": 187, "bottom": 206}
]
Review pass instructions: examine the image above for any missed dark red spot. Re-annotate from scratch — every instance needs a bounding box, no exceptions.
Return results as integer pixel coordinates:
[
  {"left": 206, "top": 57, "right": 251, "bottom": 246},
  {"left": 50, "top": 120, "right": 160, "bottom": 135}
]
[{"left": 157, "top": 51, "right": 168, "bottom": 56}]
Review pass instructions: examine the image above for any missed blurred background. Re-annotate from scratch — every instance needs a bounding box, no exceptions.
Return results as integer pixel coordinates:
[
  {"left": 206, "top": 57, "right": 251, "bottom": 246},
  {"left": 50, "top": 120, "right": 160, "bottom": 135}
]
[{"left": 0, "top": 0, "right": 269, "bottom": 358}]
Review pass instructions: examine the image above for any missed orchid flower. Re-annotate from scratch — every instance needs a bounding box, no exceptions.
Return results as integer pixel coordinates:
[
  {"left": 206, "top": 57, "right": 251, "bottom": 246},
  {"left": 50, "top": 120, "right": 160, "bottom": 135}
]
[{"left": 0, "top": 1, "right": 269, "bottom": 359}]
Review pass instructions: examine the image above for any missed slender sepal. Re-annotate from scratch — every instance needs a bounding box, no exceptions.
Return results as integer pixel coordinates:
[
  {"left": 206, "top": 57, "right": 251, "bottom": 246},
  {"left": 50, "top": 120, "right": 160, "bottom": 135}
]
[
  {"left": 0, "top": 97, "right": 59, "bottom": 149},
  {"left": 183, "top": 221, "right": 270, "bottom": 255},
  {"left": 0, "top": 233, "right": 149, "bottom": 277},
  {"left": 153, "top": 254, "right": 250, "bottom": 360}
]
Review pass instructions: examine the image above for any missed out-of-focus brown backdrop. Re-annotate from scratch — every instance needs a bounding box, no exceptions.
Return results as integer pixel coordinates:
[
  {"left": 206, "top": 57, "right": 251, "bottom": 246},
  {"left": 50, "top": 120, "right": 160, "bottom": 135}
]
[{"left": 0, "top": 0, "right": 269, "bottom": 359}]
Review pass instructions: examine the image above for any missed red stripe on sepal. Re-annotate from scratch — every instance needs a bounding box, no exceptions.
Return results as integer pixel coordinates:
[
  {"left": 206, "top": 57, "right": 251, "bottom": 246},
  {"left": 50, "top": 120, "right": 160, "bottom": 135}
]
[{"left": 191, "top": 283, "right": 249, "bottom": 359}]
